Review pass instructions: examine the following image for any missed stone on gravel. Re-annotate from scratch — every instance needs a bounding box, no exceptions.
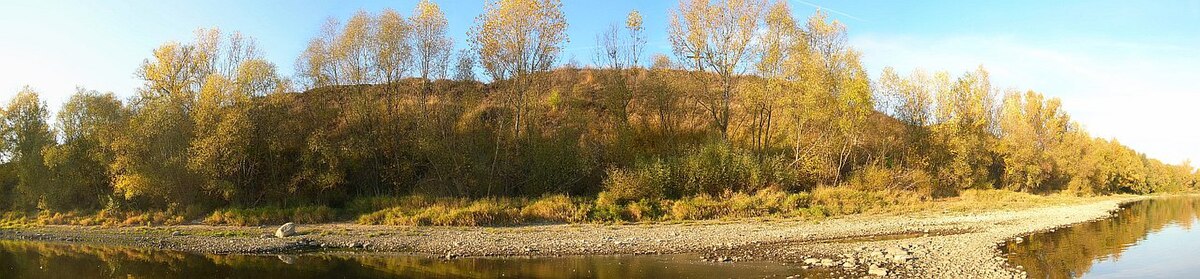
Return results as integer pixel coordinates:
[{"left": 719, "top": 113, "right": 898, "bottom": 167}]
[
  {"left": 275, "top": 222, "right": 297, "bottom": 238},
  {"left": 892, "top": 254, "right": 915, "bottom": 263},
  {"left": 868, "top": 265, "right": 888, "bottom": 276}
]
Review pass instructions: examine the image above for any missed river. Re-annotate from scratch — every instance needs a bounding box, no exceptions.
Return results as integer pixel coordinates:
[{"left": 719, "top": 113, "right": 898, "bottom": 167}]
[
  {"left": 0, "top": 239, "right": 822, "bottom": 278},
  {"left": 1003, "top": 196, "right": 1200, "bottom": 278}
]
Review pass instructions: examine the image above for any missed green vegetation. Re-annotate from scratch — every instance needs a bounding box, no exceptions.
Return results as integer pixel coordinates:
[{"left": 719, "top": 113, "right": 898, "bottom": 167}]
[{"left": 0, "top": 0, "right": 1193, "bottom": 227}]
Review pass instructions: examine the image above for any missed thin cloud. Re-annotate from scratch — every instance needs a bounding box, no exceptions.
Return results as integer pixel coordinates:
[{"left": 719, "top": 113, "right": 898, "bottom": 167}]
[{"left": 789, "top": 0, "right": 868, "bottom": 22}]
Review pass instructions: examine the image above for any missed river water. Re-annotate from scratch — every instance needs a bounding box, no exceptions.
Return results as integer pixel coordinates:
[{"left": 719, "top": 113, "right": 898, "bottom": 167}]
[
  {"left": 6, "top": 197, "right": 1190, "bottom": 278},
  {"left": 1003, "top": 196, "right": 1200, "bottom": 278},
  {"left": 0, "top": 239, "right": 820, "bottom": 279}
]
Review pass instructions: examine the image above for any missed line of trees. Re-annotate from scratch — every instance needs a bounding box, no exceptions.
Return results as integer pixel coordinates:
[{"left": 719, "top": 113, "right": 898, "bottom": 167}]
[{"left": 0, "top": 0, "right": 1193, "bottom": 213}]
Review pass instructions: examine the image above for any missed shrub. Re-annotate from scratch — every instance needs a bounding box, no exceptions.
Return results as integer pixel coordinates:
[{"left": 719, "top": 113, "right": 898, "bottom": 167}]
[
  {"left": 625, "top": 199, "right": 663, "bottom": 222},
  {"left": 589, "top": 192, "right": 629, "bottom": 223},
  {"left": 358, "top": 198, "right": 521, "bottom": 226},
  {"left": 675, "top": 142, "right": 797, "bottom": 196},
  {"left": 810, "top": 187, "right": 923, "bottom": 215},
  {"left": 845, "top": 165, "right": 944, "bottom": 198},
  {"left": 521, "top": 195, "right": 587, "bottom": 223},
  {"left": 601, "top": 159, "right": 671, "bottom": 203},
  {"left": 203, "top": 206, "right": 336, "bottom": 226},
  {"left": 669, "top": 195, "right": 724, "bottom": 220}
]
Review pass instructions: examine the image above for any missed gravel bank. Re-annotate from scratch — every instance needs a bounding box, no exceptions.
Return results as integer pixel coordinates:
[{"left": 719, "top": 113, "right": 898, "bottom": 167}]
[{"left": 0, "top": 196, "right": 1146, "bottom": 278}]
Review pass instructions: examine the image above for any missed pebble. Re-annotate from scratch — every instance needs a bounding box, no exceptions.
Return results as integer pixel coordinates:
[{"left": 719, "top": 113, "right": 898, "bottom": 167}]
[{"left": 868, "top": 265, "right": 888, "bottom": 276}]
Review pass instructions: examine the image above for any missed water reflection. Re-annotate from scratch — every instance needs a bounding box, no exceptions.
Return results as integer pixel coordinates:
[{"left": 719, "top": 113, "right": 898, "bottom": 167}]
[
  {"left": 0, "top": 240, "right": 809, "bottom": 279},
  {"left": 1003, "top": 197, "right": 1200, "bottom": 278}
]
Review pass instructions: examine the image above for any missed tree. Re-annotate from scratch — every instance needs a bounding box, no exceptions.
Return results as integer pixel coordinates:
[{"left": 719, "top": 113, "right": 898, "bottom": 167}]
[
  {"left": 931, "top": 66, "right": 998, "bottom": 190},
  {"left": 43, "top": 88, "right": 127, "bottom": 210},
  {"left": 114, "top": 28, "right": 265, "bottom": 207},
  {"left": 642, "top": 54, "right": 685, "bottom": 138},
  {"left": 594, "top": 9, "right": 647, "bottom": 125},
  {"left": 190, "top": 74, "right": 255, "bottom": 203},
  {"left": 0, "top": 87, "right": 55, "bottom": 210},
  {"left": 412, "top": 0, "right": 453, "bottom": 88},
  {"left": 668, "top": 0, "right": 765, "bottom": 138},
  {"left": 747, "top": 0, "right": 796, "bottom": 152},
  {"left": 470, "top": 0, "right": 569, "bottom": 139},
  {"left": 296, "top": 18, "right": 340, "bottom": 89},
  {"left": 235, "top": 58, "right": 280, "bottom": 96},
  {"left": 373, "top": 8, "right": 413, "bottom": 84},
  {"left": 877, "top": 67, "right": 934, "bottom": 167},
  {"left": 453, "top": 49, "right": 476, "bottom": 82},
  {"left": 336, "top": 10, "right": 376, "bottom": 85}
]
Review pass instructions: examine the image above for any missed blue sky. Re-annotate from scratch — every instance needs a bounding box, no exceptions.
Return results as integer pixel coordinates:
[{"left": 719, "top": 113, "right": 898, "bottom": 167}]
[{"left": 2, "top": 0, "right": 1199, "bottom": 164}]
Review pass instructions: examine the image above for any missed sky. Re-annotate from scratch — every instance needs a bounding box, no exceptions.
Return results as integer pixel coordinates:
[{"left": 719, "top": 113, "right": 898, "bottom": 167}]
[{"left": 1, "top": 0, "right": 1199, "bottom": 164}]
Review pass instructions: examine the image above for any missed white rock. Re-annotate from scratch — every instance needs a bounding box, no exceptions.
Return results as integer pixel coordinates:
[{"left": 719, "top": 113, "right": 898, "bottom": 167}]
[
  {"left": 868, "top": 265, "right": 888, "bottom": 276},
  {"left": 275, "top": 222, "right": 297, "bottom": 238}
]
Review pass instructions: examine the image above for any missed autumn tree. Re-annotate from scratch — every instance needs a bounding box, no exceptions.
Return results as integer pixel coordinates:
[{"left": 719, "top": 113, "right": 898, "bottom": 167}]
[
  {"left": 114, "top": 28, "right": 269, "bottom": 207},
  {"left": 747, "top": 1, "right": 796, "bottom": 152},
  {"left": 43, "top": 88, "right": 127, "bottom": 210},
  {"left": 594, "top": 9, "right": 646, "bottom": 125},
  {"left": 470, "top": 0, "right": 569, "bottom": 139},
  {"left": 0, "top": 88, "right": 55, "bottom": 210},
  {"left": 668, "top": 0, "right": 765, "bottom": 138},
  {"left": 996, "top": 90, "right": 1071, "bottom": 193},
  {"left": 412, "top": 0, "right": 453, "bottom": 92},
  {"left": 641, "top": 54, "right": 685, "bottom": 140},
  {"left": 931, "top": 66, "right": 998, "bottom": 190},
  {"left": 373, "top": 8, "right": 413, "bottom": 84},
  {"left": 877, "top": 67, "right": 934, "bottom": 166},
  {"left": 336, "top": 10, "right": 376, "bottom": 85},
  {"left": 453, "top": 49, "right": 477, "bottom": 82},
  {"left": 296, "top": 18, "right": 340, "bottom": 89}
]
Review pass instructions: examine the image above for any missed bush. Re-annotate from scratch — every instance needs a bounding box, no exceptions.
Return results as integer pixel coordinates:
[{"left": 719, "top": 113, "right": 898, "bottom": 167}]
[
  {"left": 625, "top": 199, "right": 663, "bottom": 222},
  {"left": 600, "top": 159, "right": 671, "bottom": 203},
  {"left": 675, "top": 142, "right": 797, "bottom": 196},
  {"left": 668, "top": 195, "right": 724, "bottom": 220},
  {"left": 521, "top": 195, "right": 588, "bottom": 223},
  {"left": 358, "top": 198, "right": 521, "bottom": 226},
  {"left": 203, "top": 206, "right": 336, "bottom": 226},
  {"left": 810, "top": 187, "right": 922, "bottom": 215},
  {"left": 845, "top": 165, "right": 945, "bottom": 198}
]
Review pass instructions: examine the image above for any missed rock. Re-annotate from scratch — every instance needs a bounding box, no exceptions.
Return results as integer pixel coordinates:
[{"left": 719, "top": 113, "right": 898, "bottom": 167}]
[
  {"left": 277, "top": 255, "right": 296, "bottom": 264},
  {"left": 275, "top": 222, "right": 297, "bottom": 238},
  {"left": 803, "top": 258, "right": 820, "bottom": 264},
  {"left": 259, "top": 234, "right": 273, "bottom": 239},
  {"left": 868, "top": 265, "right": 888, "bottom": 276},
  {"left": 445, "top": 251, "right": 458, "bottom": 259},
  {"left": 886, "top": 247, "right": 909, "bottom": 255},
  {"left": 719, "top": 256, "right": 732, "bottom": 262},
  {"left": 819, "top": 258, "right": 834, "bottom": 267},
  {"left": 892, "top": 254, "right": 915, "bottom": 263},
  {"left": 842, "top": 261, "right": 855, "bottom": 268},
  {"left": 170, "top": 231, "right": 182, "bottom": 236}
]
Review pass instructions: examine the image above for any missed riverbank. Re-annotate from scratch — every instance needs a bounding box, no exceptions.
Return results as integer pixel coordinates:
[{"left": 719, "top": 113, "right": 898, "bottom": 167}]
[{"left": 0, "top": 194, "right": 1152, "bottom": 278}]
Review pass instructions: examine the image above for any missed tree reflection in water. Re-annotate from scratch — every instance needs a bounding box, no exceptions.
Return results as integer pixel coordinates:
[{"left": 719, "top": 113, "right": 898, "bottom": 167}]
[
  {"left": 0, "top": 240, "right": 811, "bottom": 278},
  {"left": 1004, "top": 197, "right": 1200, "bottom": 279}
]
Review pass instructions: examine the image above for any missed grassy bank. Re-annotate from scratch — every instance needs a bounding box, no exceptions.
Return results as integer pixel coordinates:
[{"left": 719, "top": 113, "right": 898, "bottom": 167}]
[{"left": 0, "top": 189, "right": 1122, "bottom": 229}]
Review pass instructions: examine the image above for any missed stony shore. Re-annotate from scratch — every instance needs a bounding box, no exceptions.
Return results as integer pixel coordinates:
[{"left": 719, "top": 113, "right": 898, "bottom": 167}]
[{"left": 0, "top": 195, "right": 1148, "bottom": 278}]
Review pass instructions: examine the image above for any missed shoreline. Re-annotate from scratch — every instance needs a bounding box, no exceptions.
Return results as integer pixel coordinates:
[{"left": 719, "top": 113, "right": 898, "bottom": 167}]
[{"left": 0, "top": 195, "right": 1151, "bottom": 278}]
